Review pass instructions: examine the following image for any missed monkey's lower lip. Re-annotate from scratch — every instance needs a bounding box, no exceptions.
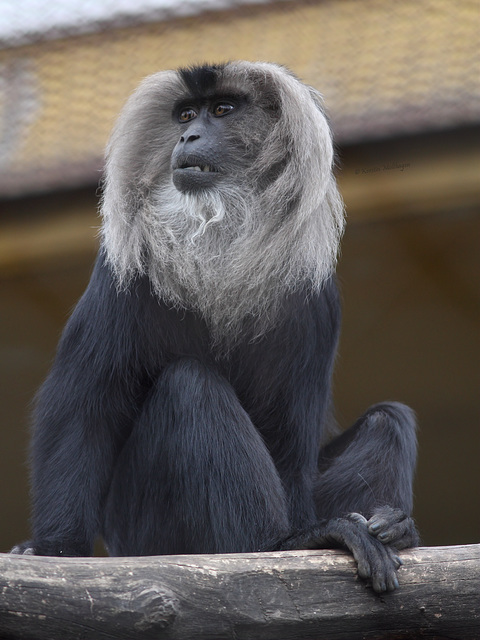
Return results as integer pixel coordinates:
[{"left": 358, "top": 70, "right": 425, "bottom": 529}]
[{"left": 172, "top": 167, "right": 221, "bottom": 192}]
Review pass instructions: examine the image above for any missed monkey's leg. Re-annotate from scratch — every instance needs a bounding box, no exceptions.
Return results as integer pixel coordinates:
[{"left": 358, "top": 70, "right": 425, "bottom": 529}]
[
  {"left": 102, "top": 357, "right": 289, "bottom": 556},
  {"left": 270, "top": 403, "right": 418, "bottom": 593},
  {"left": 315, "top": 401, "right": 418, "bottom": 545}
]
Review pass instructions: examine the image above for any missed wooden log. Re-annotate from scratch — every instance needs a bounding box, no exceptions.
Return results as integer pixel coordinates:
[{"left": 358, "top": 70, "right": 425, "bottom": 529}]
[{"left": 0, "top": 545, "right": 479, "bottom": 640}]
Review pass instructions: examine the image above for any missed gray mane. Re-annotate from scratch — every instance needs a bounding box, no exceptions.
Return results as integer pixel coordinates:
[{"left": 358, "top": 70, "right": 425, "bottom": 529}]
[{"left": 100, "top": 61, "right": 345, "bottom": 346}]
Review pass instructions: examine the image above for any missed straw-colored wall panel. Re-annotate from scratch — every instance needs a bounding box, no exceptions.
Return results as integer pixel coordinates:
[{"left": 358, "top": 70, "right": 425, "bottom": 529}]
[{"left": 1, "top": 0, "right": 479, "bottom": 195}]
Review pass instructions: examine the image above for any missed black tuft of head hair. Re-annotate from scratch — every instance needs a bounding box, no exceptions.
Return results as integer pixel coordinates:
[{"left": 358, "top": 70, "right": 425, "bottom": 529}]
[{"left": 179, "top": 63, "right": 226, "bottom": 99}]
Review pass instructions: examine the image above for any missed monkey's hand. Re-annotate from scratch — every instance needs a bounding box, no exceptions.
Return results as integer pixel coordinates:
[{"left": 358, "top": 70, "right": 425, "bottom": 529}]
[
  {"left": 364, "top": 505, "right": 420, "bottom": 550},
  {"left": 273, "top": 514, "right": 403, "bottom": 593}
]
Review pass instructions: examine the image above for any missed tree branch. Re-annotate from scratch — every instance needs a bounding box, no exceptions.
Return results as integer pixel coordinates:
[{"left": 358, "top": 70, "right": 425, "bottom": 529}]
[{"left": 1, "top": 544, "right": 479, "bottom": 639}]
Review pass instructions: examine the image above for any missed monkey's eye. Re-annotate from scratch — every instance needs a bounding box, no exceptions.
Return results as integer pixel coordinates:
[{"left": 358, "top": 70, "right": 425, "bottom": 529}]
[
  {"left": 178, "top": 108, "right": 197, "bottom": 123},
  {"left": 213, "top": 103, "right": 235, "bottom": 117}
]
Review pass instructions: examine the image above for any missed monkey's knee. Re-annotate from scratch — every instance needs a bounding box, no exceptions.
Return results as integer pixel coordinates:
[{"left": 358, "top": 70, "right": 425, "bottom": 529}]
[
  {"left": 363, "top": 402, "right": 416, "bottom": 434},
  {"left": 361, "top": 402, "right": 417, "bottom": 461},
  {"left": 161, "top": 356, "right": 209, "bottom": 381},
  {"left": 159, "top": 357, "right": 229, "bottom": 402}
]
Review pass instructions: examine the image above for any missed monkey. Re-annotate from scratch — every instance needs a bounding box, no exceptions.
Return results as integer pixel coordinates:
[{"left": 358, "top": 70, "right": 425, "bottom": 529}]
[{"left": 12, "top": 61, "right": 418, "bottom": 593}]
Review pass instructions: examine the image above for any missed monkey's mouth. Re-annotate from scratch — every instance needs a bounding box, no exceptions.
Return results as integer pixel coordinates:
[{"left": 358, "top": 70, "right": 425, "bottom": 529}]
[
  {"left": 179, "top": 163, "right": 217, "bottom": 173},
  {"left": 172, "top": 158, "right": 221, "bottom": 192}
]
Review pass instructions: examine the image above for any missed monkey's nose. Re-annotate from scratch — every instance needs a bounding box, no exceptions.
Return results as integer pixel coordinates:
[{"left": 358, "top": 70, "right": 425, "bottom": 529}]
[{"left": 180, "top": 133, "right": 201, "bottom": 143}]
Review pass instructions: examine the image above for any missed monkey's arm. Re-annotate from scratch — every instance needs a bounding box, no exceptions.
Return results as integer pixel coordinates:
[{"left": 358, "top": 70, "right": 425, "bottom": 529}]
[
  {"left": 239, "top": 279, "right": 341, "bottom": 531},
  {"left": 12, "top": 255, "right": 143, "bottom": 557},
  {"left": 281, "top": 280, "right": 341, "bottom": 528}
]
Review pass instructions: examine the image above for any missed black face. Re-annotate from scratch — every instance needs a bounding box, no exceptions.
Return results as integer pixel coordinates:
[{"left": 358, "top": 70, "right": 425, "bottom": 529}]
[{"left": 171, "top": 95, "right": 247, "bottom": 194}]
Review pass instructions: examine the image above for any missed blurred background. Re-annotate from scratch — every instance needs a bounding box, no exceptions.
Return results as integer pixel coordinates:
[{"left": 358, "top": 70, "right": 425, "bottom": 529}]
[{"left": 1, "top": 0, "right": 479, "bottom": 552}]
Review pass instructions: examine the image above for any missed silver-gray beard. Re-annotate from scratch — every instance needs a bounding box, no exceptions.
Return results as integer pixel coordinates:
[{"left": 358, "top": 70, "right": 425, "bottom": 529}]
[{"left": 102, "top": 177, "right": 344, "bottom": 349}]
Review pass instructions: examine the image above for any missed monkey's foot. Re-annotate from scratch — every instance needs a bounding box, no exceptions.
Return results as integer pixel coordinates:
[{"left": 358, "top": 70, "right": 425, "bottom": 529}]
[
  {"left": 10, "top": 540, "right": 36, "bottom": 555},
  {"left": 358, "top": 505, "right": 419, "bottom": 550},
  {"left": 10, "top": 539, "right": 89, "bottom": 556}
]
